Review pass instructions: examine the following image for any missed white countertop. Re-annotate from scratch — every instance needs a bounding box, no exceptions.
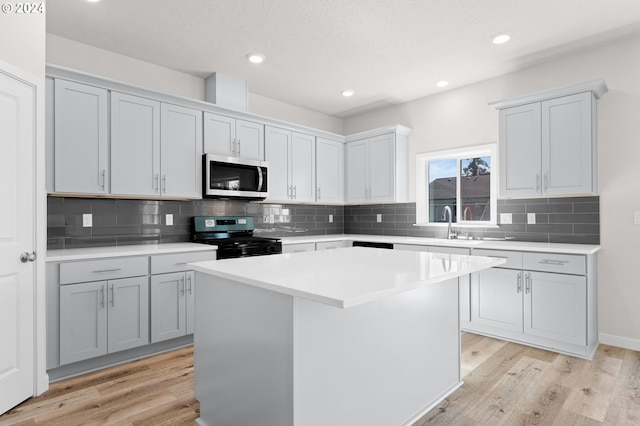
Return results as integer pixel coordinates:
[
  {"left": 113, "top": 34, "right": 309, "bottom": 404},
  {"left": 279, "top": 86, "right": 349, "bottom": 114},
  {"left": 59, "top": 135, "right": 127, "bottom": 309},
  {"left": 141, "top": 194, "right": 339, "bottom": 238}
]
[
  {"left": 190, "top": 246, "right": 506, "bottom": 308},
  {"left": 278, "top": 234, "right": 600, "bottom": 255},
  {"left": 46, "top": 242, "right": 216, "bottom": 262}
]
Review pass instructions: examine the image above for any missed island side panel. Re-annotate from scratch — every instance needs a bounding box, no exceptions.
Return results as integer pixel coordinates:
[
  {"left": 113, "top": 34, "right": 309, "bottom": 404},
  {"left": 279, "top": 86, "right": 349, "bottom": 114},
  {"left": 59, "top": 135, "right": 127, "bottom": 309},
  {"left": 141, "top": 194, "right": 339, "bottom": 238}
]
[
  {"left": 294, "top": 278, "right": 461, "bottom": 426},
  {"left": 194, "top": 272, "right": 294, "bottom": 426}
]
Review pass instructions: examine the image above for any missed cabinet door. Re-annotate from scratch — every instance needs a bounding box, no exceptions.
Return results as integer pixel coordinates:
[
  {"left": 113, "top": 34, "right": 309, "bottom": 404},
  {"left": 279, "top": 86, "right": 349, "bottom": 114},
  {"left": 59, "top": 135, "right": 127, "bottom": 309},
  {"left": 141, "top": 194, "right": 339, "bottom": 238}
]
[
  {"left": 60, "top": 281, "right": 108, "bottom": 365},
  {"left": 111, "top": 92, "right": 161, "bottom": 196},
  {"left": 524, "top": 271, "right": 586, "bottom": 345},
  {"left": 236, "top": 119, "right": 264, "bottom": 161},
  {"left": 161, "top": 103, "right": 203, "bottom": 198},
  {"left": 316, "top": 138, "right": 344, "bottom": 203},
  {"left": 54, "top": 79, "right": 108, "bottom": 194},
  {"left": 471, "top": 268, "right": 523, "bottom": 333},
  {"left": 542, "top": 92, "right": 593, "bottom": 196},
  {"left": 499, "top": 103, "right": 542, "bottom": 197},
  {"left": 203, "top": 112, "right": 235, "bottom": 156},
  {"left": 186, "top": 271, "right": 195, "bottom": 335},
  {"left": 107, "top": 276, "right": 150, "bottom": 353},
  {"left": 291, "top": 132, "right": 316, "bottom": 202},
  {"left": 265, "top": 126, "right": 291, "bottom": 201},
  {"left": 345, "top": 140, "right": 369, "bottom": 203},
  {"left": 150, "top": 272, "right": 186, "bottom": 343},
  {"left": 369, "top": 134, "right": 396, "bottom": 202}
]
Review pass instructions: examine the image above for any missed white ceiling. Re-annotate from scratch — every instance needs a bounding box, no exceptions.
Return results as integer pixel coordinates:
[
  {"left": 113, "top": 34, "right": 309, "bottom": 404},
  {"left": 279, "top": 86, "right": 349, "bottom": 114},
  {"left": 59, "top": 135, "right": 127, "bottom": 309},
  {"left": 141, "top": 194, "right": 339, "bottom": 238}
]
[{"left": 46, "top": 0, "right": 640, "bottom": 118}]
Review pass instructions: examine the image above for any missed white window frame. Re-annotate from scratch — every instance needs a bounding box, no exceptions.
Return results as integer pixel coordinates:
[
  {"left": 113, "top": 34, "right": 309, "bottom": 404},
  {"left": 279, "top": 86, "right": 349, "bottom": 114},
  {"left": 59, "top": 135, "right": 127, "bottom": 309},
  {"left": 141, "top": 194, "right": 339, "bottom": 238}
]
[{"left": 416, "top": 143, "right": 498, "bottom": 226}]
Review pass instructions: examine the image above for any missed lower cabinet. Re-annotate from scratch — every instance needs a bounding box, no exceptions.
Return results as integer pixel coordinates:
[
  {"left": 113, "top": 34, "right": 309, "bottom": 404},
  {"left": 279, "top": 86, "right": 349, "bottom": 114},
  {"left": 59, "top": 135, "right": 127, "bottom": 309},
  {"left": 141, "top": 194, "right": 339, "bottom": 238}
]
[
  {"left": 60, "top": 276, "right": 149, "bottom": 365},
  {"left": 468, "top": 249, "right": 594, "bottom": 358},
  {"left": 150, "top": 271, "right": 195, "bottom": 343}
]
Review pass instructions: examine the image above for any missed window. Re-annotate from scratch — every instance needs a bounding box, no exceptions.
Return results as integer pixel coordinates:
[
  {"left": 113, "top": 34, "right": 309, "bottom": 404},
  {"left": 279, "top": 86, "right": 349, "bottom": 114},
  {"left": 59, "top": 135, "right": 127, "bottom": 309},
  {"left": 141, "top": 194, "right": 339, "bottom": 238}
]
[{"left": 416, "top": 144, "right": 497, "bottom": 226}]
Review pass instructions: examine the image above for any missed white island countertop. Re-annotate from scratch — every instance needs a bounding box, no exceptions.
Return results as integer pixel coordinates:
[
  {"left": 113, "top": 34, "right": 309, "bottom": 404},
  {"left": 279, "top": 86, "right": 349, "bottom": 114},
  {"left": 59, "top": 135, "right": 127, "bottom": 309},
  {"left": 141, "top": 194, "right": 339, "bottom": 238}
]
[{"left": 190, "top": 246, "right": 505, "bottom": 308}]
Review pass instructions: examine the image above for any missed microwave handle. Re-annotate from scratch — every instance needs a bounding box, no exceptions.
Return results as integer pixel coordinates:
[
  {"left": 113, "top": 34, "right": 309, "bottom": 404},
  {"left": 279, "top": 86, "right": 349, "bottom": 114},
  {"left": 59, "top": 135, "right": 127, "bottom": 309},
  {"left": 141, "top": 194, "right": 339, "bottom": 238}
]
[{"left": 257, "top": 167, "right": 264, "bottom": 191}]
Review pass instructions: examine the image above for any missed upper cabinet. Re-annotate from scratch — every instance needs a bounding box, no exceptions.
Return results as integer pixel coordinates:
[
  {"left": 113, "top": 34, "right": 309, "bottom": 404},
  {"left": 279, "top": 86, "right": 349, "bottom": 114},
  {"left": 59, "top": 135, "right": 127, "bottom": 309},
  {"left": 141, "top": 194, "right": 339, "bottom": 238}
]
[
  {"left": 203, "top": 112, "right": 264, "bottom": 161},
  {"left": 265, "top": 126, "right": 316, "bottom": 203},
  {"left": 53, "top": 79, "right": 109, "bottom": 194},
  {"left": 110, "top": 93, "right": 202, "bottom": 198},
  {"left": 316, "top": 138, "right": 344, "bottom": 204},
  {"left": 345, "top": 126, "right": 410, "bottom": 204},
  {"left": 110, "top": 92, "right": 161, "bottom": 197},
  {"left": 491, "top": 80, "right": 607, "bottom": 198}
]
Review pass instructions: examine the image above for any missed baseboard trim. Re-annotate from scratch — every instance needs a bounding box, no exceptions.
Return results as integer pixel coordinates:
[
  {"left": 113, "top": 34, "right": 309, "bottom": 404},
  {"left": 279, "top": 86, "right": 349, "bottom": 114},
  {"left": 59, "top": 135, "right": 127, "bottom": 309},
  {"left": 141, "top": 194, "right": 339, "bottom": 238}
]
[{"left": 599, "top": 333, "right": 640, "bottom": 351}]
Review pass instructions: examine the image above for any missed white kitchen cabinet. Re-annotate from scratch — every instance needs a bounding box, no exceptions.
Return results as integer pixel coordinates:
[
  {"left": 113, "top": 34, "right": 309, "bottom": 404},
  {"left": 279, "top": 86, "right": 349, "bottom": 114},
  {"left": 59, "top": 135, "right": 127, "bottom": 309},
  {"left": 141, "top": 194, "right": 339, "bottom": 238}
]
[
  {"left": 345, "top": 126, "right": 409, "bottom": 204},
  {"left": 316, "top": 138, "right": 344, "bottom": 204},
  {"left": 150, "top": 272, "right": 189, "bottom": 343},
  {"left": 110, "top": 92, "right": 161, "bottom": 196},
  {"left": 467, "top": 248, "right": 596, "bottom": 358},
  {"left": 493, "top": 81, "right": 607, "bottom": 198},
  {"left": 204, "top": 112, "right": 264, "bottom": 161},
  {"left": 60, "top": 276, "right": 149, "bottom": 365},
  {"left": 53, "top": 79, "right": 109, "bottom": 194},
  {"left": 265, "top": 126, "right": 316, "bottom": 202},
  {"left": 111, "top": 94, "right": 202, "bottom": 198},
  {"left": 149, "top": 251, "right": 213, "bottom": 342},
  {"left": 160, "top": 103, "right": 203, "bottom": 198},
  {"left": 471, "top": 267, "right": 523, "bottom": 332}
]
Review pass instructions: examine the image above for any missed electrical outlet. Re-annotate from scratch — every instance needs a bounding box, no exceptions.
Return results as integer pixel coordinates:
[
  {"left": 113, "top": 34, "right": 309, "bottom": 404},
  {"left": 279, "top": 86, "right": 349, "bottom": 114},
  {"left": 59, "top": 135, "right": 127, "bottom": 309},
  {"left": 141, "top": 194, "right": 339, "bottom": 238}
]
[
  {"left": 82, "top": 213, "right": 92, "bottom": 227},
  {"left": 377, "top": 214, "right": 382, "bottom": 223},
  {"left": 527, "top": 213, "right": 536, "bottom": 224},
  {"left": 329, "top": 214, "right": 333, "bottom": 223},
  {"left": 499, "top": 213, "right": 512, "bottom": 225},
  {"left": 166, "top": 214, "right": 173, "bottom": 226}
]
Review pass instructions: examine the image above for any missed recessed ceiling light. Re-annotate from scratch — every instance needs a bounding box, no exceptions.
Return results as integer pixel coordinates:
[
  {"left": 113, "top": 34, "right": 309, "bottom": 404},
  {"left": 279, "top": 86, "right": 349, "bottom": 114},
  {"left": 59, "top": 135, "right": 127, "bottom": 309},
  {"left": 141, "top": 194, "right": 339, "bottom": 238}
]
[
  {"left": 247, "top": 53, "right": 265, "bottom": 64},
  {"left": 492, "top": 33, "right": 511, "bottom": 45},
  {"left": 341, "top": 89, "right": 355, "bottom": 97},
  {"left": 86, "top": 0, "right": 100, "bottom": 2},
  {"left": 435, "top": 80, "right": 449, "bottom": 88}
]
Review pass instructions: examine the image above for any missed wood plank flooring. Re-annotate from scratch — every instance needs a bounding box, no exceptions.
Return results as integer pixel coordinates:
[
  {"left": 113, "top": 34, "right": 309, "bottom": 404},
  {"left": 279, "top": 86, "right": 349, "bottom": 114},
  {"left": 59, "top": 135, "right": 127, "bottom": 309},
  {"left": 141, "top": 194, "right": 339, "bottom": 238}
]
[{"left": 2, "top": 333, "right": 639, "bottom": 425}]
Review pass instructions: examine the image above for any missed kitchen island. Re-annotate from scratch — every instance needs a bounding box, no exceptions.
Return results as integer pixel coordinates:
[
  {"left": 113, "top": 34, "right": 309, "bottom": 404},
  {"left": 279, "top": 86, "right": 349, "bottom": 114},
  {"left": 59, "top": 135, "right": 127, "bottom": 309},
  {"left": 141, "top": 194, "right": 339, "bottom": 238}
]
[{"left": 189, "top": 247, "right": 505, "bottom": 426}]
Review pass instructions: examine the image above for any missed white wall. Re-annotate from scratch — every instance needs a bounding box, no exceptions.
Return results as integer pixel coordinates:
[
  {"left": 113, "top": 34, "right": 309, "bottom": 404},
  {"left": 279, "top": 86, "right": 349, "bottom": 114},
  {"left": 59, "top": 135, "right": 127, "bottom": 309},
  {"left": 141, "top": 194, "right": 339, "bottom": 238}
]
[
  {"left": 0, "top": 10, "right": 46, "bottom": 77},
  {"left": 46, "top": 34, "right": 342, "bottom": 134},
  {"left": 344, "top": 33, "right": 640, "bottom": 349}
]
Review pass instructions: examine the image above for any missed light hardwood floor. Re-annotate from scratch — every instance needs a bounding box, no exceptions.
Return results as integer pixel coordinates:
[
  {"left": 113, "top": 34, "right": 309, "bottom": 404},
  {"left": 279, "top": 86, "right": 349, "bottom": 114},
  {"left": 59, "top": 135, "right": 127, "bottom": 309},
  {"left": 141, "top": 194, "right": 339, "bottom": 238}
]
[{"left": 1, "top": 333, "right": 639, "bottom": 425}]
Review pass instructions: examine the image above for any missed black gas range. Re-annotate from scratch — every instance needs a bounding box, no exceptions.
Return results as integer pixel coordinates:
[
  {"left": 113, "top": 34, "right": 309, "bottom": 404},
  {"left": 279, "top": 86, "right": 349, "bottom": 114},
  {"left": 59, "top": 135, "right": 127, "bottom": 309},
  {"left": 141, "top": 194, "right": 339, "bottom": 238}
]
[{"left": 192, "top": 216, "right": 282, "bottom": 260}]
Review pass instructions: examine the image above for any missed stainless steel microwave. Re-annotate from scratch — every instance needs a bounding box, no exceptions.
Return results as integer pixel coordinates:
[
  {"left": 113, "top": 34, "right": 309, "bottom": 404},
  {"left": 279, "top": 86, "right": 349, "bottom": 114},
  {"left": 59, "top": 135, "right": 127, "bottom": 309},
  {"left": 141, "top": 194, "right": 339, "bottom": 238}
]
[{"left": 203, "top": 154, "right": 268, "bottom": 199}]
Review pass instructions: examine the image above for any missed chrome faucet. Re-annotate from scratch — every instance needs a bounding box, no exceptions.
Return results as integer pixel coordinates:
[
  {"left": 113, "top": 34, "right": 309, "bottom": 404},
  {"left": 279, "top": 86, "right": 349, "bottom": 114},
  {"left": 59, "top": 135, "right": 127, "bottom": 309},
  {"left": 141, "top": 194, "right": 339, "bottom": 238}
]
[{"left": 442, "top": 206, "right": 457, "bottom": 239}]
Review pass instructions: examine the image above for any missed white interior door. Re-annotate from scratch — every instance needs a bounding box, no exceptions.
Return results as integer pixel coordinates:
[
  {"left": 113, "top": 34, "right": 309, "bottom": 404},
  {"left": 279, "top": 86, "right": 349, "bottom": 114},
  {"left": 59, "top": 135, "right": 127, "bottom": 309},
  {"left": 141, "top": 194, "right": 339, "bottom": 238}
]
[{"left": 0, "top": 69, "right": 36, "bottom": 414}]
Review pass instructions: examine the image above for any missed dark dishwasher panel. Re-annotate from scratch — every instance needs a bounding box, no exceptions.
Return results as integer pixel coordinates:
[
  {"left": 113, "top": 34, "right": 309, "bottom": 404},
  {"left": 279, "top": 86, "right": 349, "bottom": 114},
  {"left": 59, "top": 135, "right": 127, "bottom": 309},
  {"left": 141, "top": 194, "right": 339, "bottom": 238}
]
[{"left": 352, "top": 241, "right": 394, "bottom": 249}]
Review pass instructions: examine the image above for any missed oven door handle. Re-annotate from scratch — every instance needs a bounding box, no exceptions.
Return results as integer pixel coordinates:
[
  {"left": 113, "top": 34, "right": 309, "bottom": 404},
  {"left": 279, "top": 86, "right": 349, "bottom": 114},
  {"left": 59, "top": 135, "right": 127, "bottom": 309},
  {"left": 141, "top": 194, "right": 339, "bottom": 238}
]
[{"left": 257, "top": 167, "right": 264, "bottom": 191}]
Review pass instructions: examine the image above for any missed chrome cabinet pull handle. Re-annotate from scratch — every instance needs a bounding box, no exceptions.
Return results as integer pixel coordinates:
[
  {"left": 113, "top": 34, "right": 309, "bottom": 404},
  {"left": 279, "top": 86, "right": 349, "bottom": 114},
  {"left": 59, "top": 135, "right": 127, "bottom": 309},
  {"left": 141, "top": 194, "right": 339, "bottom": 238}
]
[
  {"left": 525, "top": 273, "right": 531, "bottom": 294},
  {"left": 162, "top": 175, "right": 167, "bottom": 194},
  {"left": 293, "top": 185, "right": 297, "bottom": 199},
  {"left": 539, "top": 259, "right": 569, "bottom": 266},
  {"left": 517, "top": 272, "right": 522, "bottom": 293},
  {"left": 188, "top": 275, "right": 193, "bottom": 295},
  {"left": 317, "top": 187, "right": 321, "bottom": 200},
  {"left": 93, "top": 268, "right": 121, "bottom": 273},
  {"left": 100, "top": 284, "right": 105, "bottom": 308},
  {"left": 100, "top": 169, "right": 106, "bottom": 191},
  {"left": 154, "top": 174, "right": 159, "bottom": 192},
  {"left": 536, "top": 173, "right": 540, "bottom": 192},
  {"left": 544, "top": 172, "right": 549, "bottom": 190},
  {"left": 237, "top": 139, "right": 241, "bottom": 156},
  {"left": 110, "top": 283, "right": 115, "bottom": 307},
  {"left": 180, "top": 277, "right": 185, "bottom": 296}
]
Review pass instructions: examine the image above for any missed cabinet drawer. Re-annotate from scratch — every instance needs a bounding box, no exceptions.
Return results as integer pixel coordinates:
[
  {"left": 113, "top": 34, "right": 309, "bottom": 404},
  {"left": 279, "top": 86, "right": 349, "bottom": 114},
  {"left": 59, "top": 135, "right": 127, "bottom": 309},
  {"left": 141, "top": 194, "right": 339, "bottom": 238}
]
[
  {"left": 151, "top": 251, "right": 216, "bottom": 275},
  {"left": 523, "top": 252, "right": 585, "bottom": 275},
  {"left": 282, "top": 243, "right": 316, "bottom": 253},
  {"left": 429, "top": 246, "right": 470, "bottom": 255},
  {"left": 315, "top": 241, "right": 349, "bottom": 250},
  {"left": 472, "top": 249, "right": 523, "bottom": 269},
  {"left": 60, "top": 257, "right": 148, "bottom": 285}
]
